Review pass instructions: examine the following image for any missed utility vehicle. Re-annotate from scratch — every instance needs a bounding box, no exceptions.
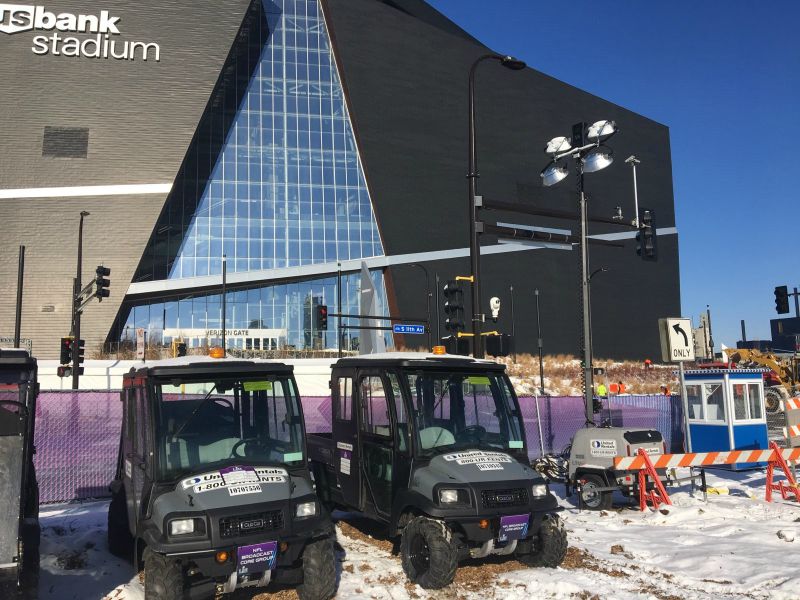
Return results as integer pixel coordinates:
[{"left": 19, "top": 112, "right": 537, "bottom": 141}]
[
  {"left": 307, "top": 351, "right": 567, "bottom": 589},
  {"left": 0, "top": 348, "right": 39, "bottom": 599},
  {"left": 108, "top": 357, "right": 336, "bottom": 600}
]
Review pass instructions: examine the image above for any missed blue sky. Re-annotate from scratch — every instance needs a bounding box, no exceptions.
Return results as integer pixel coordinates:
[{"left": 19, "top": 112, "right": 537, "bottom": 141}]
[{"left": 428, "top": 0, "right": 800, "bottom": 349}]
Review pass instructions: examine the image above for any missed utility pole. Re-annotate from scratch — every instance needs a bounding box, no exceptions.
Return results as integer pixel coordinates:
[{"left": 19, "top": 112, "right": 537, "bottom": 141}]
[
  {"left": 14, "top": 245, "right": 25, "bottom": 348},
  {"left": 534, "top": 288, "right": 545, "bottom": 395},
  {"left": 221, "top": 255, "right": 227, "bottom": 357}
]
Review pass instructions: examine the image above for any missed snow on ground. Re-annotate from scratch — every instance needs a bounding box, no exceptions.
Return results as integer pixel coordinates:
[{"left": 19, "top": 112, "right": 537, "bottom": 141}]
[{"left": 38, "top": 470, "right": 799, "bottom": 600}]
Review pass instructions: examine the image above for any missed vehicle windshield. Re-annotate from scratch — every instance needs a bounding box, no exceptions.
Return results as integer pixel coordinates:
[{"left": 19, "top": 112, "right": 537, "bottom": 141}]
[
  {"left": 404, "top": 370, "right": 525, "bottom": 456},
  {"left": 154, "top": 375, "right": 305, "bottom": 481}
]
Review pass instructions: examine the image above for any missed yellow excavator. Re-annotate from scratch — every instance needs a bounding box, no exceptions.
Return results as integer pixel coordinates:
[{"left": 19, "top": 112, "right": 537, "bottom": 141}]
[{"left": 723, "top": 348, "right": 799, "bottom": 413}]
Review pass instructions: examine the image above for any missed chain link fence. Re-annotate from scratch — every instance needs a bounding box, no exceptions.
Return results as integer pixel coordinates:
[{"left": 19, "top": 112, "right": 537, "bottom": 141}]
[{"left": 35, "top": 391, "right": 683, "bottom": 504}]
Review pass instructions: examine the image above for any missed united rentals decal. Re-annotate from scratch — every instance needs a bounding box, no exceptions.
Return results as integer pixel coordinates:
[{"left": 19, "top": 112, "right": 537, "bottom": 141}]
[{"left": 0, "top": 4, "right": 160, "bottom": 61}]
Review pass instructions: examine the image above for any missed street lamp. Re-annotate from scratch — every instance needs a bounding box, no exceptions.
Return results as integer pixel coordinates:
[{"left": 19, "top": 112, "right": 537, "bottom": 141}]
[
  {"left": 468, "top": 53, "right": 526, "bottom": 358},
  {"left": 540, "top": 120, "right": 618, "bottom": 426}
]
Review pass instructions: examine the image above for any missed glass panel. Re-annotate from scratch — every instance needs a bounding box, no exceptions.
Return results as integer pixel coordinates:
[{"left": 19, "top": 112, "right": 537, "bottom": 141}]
[
  {"left": 732, "top": 383, "right": 748, "bottom": 420},
  {"left": 704, "top": 384, "right": 725, "bottom": 421},
  {"left": 359, "top": 376, "right": 390, "bottom": 437},
  {"left": 686, "top": 384, "right": 703, "bottom": 420},
  {"left": 387, "top": 372, "right": 409, "bottom": 452},
  {"left": 748, "top": 384, "right": 763, "bottom": 420},
  {"left": 336, "top": 377, "right": 352, "bottom": 421}
]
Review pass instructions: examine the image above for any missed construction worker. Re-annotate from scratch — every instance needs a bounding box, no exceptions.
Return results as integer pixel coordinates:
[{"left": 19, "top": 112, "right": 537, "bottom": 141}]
[
  {"left": 597, "top": 382, "right": 607, "bottom": 397},
  {"left": 618, "top": 381, "right": 626, "bottom": 394}
]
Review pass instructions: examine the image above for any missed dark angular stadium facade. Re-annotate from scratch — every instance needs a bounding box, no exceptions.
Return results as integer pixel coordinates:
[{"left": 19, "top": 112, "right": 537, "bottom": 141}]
[{"left": 0, "top": 0, "right": 680, "bottom": 359}]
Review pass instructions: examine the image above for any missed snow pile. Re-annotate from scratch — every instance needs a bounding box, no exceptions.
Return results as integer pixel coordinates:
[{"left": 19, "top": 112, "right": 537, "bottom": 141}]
[{"left": 38, "top": 469, "right": 800, "bottom": 599}]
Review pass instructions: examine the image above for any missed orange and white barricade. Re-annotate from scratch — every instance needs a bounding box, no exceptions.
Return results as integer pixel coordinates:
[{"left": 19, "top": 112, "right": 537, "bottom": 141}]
[
  {"left": 614, "top": 442, "right": 800, "bottom": 509},
  {"left": 781, "top": 397, "right": 800, "bottom": 412}
]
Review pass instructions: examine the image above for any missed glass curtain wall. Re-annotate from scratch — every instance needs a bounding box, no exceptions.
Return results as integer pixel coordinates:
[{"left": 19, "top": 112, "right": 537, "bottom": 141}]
[{"left": 171, "top": 0, "right": 382, "bottom": 278}]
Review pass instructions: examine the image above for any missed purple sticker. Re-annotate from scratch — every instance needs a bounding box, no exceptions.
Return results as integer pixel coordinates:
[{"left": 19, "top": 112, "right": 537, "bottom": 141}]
[
  {"left": 220, "top": 465, "right": 259, "bottom": 486},
  {"left": 238, "top": 541, "right": 278, "bottom": 575},
  {"left": 498, "top": 513, "right": 530, "bottom": 542}
]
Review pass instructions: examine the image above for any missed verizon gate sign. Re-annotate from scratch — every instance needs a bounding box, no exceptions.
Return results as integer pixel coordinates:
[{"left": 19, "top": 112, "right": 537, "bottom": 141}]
[{"left": 0, "top": 5, "right": 160, "bottom": 61}]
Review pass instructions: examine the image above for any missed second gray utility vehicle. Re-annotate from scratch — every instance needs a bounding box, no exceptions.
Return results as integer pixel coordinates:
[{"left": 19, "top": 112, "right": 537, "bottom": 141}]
[{"left": 308, "top": 352, "right": 567, "bottom": 589}]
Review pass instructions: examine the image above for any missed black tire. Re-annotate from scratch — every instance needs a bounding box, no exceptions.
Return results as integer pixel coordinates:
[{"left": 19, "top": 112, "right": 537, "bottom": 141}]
[
  {"left": 517, "top": 515, "right": 568, "bottom": 568},
  {"left": 144, "top": 548, "right": 188, "bottom": 600},
  {"left": 107, "top": 487, "right": 134, "bottom": 559},
  {"left": 297, "top": 536, "right": 337, "bottom": 600},
  {"left": 400, "top": 517, "right": 458, "bottom": 589},
  {"left": 579, "top": 474, "right": 612, "bottom": 510},
  {"left": 765, "top": 386, "right": 786, "bottom": 414}
]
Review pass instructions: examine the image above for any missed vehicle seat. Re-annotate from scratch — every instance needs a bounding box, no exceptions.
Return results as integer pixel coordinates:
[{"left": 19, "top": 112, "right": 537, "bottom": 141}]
[
  {"left": 419, "top": 426, "right": 455, "bottom": 449},
  {"left": 166, "top": 437, "right": 191, "bottom": 472}
]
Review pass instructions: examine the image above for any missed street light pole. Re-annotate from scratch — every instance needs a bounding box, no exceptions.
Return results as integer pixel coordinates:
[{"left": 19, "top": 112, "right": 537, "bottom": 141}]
[
  {"left": 534, "top": 288, "right": 545, "bottom": 395},
  {"left": 467, "top": 53, "right": 525, "bottom": 359},
  {"left": 625, "top": 155, "right": 641, "bottom": 226},
  {"left": 72, "top": 211, "right": 89, "bottom": 390},
  {"left": 409, "top": 263, "right": 432, "bottom": 349},
  {"left": 577, "top": 166, "right": 594, "bottom": 426}
]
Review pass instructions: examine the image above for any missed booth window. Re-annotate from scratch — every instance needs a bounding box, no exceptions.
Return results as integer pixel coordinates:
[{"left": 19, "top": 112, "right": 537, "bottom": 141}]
[
  {"left": 704, "top": 384, "right": 725, "bottom": 421},
  {"left": 733, "top": 384, "right": 748, "bottom": 420},
  {"left": 747, "top": 384, "right": 763, "bottom": 420},
  {"left": 686, "top": 385, "right": 703, "bottom": 419}
]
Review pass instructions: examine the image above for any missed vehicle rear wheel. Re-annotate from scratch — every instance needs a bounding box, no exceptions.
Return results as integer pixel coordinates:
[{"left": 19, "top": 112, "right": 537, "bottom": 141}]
[
  {"left": 144, "top": 548, "right": 188, "bottom": 600},
  {"left": 579, "top": 474, "right": 613, "bottom": 510},
  {"left": 765, "top": 386, "right": 787, "bottom": 414},
  {"left": 517, "top": 515, "right": 567, "bottom": 568},
  {"left": 400, "top": 517, "right": 458, "bottom": 589},
  {"left": 297, "top": 536, "right": 337, "bottom": 600},
  {"left": 107, "top": 487, "right": 134, "bottom": 558}
]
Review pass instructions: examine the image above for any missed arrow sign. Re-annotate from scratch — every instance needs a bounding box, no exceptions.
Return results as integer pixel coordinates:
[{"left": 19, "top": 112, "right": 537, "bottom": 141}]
[
  {"left": 672, "top": 323, "right": 689, "bottom": 347},
  {"left": 660, "top": 318, "right": 695, "bottom": 363}
]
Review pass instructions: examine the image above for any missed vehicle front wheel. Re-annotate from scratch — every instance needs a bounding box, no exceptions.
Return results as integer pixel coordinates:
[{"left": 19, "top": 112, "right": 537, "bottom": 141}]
[
  {"left": 400, "top": 517, "right": 458, "bottom": 589},
  {"left": 517, "top": 514, "right": 568, "bottom": 567},
  {"left": 297, "top": 536, "right": 337, "bottom": 600},
  {"left": 144, "top": 548, "right": 188, "bottom": 600},
  {"left": 579, "top": 474, "right": 613, "bottom": 510}
]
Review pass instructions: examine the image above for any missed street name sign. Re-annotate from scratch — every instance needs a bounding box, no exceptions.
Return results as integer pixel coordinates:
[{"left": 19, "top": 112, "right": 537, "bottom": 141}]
[
  {"left": 659, "top": 318, "right": 695, "bottom": 362},
  {"left": 392, "top": 324, "right": 425, "bottom": 335}
]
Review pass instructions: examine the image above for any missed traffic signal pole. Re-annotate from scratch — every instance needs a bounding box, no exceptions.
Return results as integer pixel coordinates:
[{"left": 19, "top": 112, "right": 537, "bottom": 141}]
[{"left": 72, "top": 211, "right": 89, "bottom": 390}]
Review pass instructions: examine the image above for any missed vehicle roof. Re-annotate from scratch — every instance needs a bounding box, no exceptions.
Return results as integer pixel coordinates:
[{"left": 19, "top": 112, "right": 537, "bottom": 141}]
[
  {"left": 0, "top": 348, "right": 37, "bottom": 369},
  {"left": 332, "top": 352, "right": 506, "bottom": 371},
  {"left": 123, "top": 356, "right": 294, "bottom": 379}
]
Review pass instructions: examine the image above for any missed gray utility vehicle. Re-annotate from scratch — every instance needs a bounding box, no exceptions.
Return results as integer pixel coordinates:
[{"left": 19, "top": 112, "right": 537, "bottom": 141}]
[
  {"left": 108, "top": 358, "right": 336, "bottom": 600},
  {"left": 0, "top": 349, "right": 39, "bottom": 599},
  {"left": 308, "top": 353, "right": 567, "bottom": 589},
  {"left": 560, "top": 427, "right": 667, "bottom": 510}
]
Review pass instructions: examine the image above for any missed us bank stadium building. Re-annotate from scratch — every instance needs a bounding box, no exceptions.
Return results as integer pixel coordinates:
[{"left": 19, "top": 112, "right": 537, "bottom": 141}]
[{"left": 0, "top": 0, "right": 680, "bottom": 360}]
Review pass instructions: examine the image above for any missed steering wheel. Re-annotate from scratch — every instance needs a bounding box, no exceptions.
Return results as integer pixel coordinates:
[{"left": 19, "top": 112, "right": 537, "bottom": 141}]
[
  {"left": 230, "top": 437, "right": 269, "bottom": 458},
  {"left": 457, "top": 425, "right": 487, "bottom": 444}
]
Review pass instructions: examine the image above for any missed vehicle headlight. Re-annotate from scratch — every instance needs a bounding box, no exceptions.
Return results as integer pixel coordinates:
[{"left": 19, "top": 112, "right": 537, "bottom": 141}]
[
  {"left": 296, "top": 501, "right": 317, "bottom": 518},
  {"left": 439, "top": 489, "right": 459, "bottom": 504},
  {"left": 169, "top": 518, "right": 195, "bottom": 536},
  {"left": 531, "top": 483, "right": 548, "bottom": 498}
]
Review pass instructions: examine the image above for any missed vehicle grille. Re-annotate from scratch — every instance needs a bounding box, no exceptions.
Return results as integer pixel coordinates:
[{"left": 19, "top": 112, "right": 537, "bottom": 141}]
[
  {"left": 219, "top": 510, "right": 284, "bottom": 539},
  {"left": 481, "top": 488, "right": 528, "bottom": 508}
]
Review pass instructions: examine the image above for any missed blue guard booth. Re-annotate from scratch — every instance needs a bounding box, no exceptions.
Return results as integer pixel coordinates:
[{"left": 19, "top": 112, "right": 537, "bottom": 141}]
[{"left": 682, "top": 368, "right": 769, "bottom": 469}]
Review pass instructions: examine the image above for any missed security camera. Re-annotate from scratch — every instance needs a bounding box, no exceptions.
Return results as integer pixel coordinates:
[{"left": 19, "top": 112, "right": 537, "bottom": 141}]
[{"left": 489, "top": 297, "right": 501, "bottom": 322}]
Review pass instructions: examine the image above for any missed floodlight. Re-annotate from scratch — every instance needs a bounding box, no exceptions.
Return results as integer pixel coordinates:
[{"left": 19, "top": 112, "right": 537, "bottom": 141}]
[
  {"left": 581, "top": 146, "right": 613, "bottom": 173},
  {"left": 541, "top": 161, "right": 569, "bottom": 186},
  {"left": 500, "top": 55, "right": 526, "bottom": 70},
  {"left": 544, "top": 136, "right": 572, "bottom": 156},
  {"left": 586, "top": 120, "right": 617, "bottom": 142}
]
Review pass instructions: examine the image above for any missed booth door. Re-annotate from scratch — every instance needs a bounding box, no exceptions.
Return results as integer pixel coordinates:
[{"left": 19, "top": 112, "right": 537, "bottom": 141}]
[
  {"left": 729, "top": 380, "right": 769, "bottom": 458},
  {"left": 685, "top": 382, "right": 730, "bottom": 453}
]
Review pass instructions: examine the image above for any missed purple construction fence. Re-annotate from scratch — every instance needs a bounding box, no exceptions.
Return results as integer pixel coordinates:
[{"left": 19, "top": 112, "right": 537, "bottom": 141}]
[{"left": 34, "top": 391, "right": 683, "bottom": 504}]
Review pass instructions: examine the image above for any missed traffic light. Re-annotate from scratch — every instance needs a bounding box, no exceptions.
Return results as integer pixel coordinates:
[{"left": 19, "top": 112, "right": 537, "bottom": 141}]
[
  {"left": 72, "top": 338, "right": 85, "bottom": 364},
  {"left": 57, "top": 365, "right": 71, "bottom": 378},
  {"left": 59, "top": 337, "right": 73, "bottom": 364},
  {"left": 95, "top": 265, "right": 111, "bottom": 301},
  {"left": 636, "top": 208, "right": 657, "bottom": 261},
  {"left": 443, "top": 280, "right": 465, "bottom": 332},
  {"left": 315, "top": 304, "right": 328, "bottom": 330},
  {"left": 177, "top": 342, "right": 187, "bottom": 357},
  {"left": 774, "top": 285, "right": 790, "bottom": 314}
]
